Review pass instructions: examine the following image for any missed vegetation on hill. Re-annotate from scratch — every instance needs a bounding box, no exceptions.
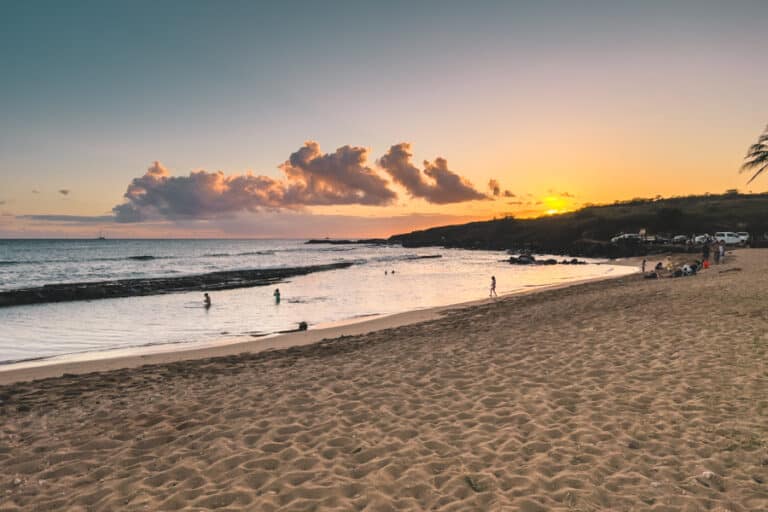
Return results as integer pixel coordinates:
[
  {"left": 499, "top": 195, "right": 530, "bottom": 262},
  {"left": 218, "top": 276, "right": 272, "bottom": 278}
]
[{"left": 388, "top": 192, "right": 768, "bottom": 257}]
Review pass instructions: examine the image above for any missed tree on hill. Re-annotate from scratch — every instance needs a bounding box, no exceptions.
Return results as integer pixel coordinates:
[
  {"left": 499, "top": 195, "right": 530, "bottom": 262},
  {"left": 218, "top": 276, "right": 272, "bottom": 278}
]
[{"left": 741, "top": 124, "right": 768, "bottom": 184}]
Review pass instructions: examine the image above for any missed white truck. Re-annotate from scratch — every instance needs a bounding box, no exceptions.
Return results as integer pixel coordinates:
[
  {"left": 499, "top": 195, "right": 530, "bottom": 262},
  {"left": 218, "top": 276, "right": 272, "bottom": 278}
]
[{"left": 714, "top": 232, "right": 742, "bottom": 245}]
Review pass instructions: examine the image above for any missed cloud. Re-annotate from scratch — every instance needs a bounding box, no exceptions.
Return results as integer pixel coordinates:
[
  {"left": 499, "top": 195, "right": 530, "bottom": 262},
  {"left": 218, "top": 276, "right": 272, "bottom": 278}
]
[
  {"left": 32, "top": 189, "right": 40, "bottom": 194},
  {"left": 507, "top": 201, "right": 523, "bottom": 205},
  {"left": 560, "top": 191, "right": 575, "bottom": 198},
  {"left": 503, "top": 190, "right": 515, "bottom": 198},
  {"left": 378, "top": 143, "right": 487, "bottom": 204},
  {"left": 279, "top": 142, "right": 396, "bottom": 206},
  {"left": 113, "top": 143, "right": 398, "bottom": 222},
  {"left": 488, "top": 179, "right": 500, "bottom": 196},
  {"left": 59, "top": 189, "right": 70, "bottom": 196},
  {"left": 18, "top": 214, "right": 115, "bottom": 223}
]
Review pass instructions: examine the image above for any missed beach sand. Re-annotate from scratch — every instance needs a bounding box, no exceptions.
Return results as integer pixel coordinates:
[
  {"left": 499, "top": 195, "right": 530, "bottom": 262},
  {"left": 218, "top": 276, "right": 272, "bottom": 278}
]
[{"left": 1, "top": 249, "right": 766, "bottom": 511}]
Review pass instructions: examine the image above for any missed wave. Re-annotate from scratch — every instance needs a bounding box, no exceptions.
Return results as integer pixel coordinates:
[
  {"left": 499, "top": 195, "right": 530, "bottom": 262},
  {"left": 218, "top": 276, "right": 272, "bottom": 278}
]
[
  {"left": 0, "top": 255, "right": 175, "bottom": 265},
  {"left": 237, "top": 250, "right": 275, "bottom": 256},
  {"left": 367, "top": 253, "right": 443, "bottom": 263},
  {"left": 202, "top": 250, "right": 277, "bottom": 257}
]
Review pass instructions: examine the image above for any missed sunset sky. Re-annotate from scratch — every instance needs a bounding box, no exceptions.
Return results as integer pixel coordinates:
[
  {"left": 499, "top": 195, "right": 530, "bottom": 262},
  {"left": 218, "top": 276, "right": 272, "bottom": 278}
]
[{"left": 1, "top": 1, "right": 767, "bottom": 238}]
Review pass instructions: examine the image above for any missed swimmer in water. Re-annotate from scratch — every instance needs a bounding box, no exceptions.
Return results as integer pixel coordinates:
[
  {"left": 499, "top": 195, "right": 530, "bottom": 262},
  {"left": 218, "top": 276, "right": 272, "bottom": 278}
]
[
  {"left": 203, "top": 292, "right": 211, "bottom": 307},
  {"left": 274, "top": 288, "right": 281, "bottom": 304}
]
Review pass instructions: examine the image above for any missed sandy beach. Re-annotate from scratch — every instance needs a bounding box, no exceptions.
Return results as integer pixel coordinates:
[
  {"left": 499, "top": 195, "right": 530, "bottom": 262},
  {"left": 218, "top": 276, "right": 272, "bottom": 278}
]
[{"left": 1, "top": 249, "right": 766, "bottom": 511}]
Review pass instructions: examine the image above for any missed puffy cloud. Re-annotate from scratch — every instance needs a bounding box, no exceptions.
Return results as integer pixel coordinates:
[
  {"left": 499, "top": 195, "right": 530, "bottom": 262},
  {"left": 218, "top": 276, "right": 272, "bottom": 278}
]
[
  {"left": 58, "top": 189, "right": 70, "bottom": 196},
  {"left": 488, "top": 179, "right": 500, "bottom": 196},
  {"left": 113, "top": 143, "right": 397, "bottom": 222},
  {"left": 503, "top": 190, "right": 515, "bottom": 198},
  {"left": 279, "top": 142, "right": 396, "bottom": 206},
  {"left": 560, "top": 191, "right": 575, "bottom": 198},
  {"left": 378, "top": 143, "right": 487, "bottom": 204},
  {"left": 113, "top": 161, "right": 285, "bottom": 222}
]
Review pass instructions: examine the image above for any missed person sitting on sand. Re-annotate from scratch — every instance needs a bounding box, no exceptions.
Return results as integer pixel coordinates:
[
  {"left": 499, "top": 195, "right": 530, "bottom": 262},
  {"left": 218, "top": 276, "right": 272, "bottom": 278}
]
[
  {"left": 203, "top": 293, "right": 211, "bottom": 307},
  {"left": 273, "top": 288, "right": 281, "bottom": 304},
  {"left": 490, "top": 276, "right": 498, "bottom": 298}
]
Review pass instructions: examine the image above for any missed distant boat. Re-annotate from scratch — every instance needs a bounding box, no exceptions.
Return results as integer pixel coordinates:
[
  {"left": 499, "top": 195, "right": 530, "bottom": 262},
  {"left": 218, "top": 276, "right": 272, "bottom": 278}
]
[{"left": 97, "top": 231, "right": 106, "bottom": 240}]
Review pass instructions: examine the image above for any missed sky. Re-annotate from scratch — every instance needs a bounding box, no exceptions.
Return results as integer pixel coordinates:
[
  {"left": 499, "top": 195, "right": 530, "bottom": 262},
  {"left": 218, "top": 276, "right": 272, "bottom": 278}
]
[{"left": 1, "top": 0, "right": 767, "bottom": 238}]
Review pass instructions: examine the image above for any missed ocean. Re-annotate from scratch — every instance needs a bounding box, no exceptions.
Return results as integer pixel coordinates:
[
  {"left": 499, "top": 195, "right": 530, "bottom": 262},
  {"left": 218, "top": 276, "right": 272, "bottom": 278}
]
[{"left": 0, "top": 239, "right": 636, "bottom": 367}]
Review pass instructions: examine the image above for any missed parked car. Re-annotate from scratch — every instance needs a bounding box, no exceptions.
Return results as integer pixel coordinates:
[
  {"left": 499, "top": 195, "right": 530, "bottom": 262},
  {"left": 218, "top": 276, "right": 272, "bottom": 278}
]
[
  {"left": 693, "top": 234, "right": 712, "bottom": 244},
  {"left": 610, "top": 233, "right": 642, "bottom": 243},
  {"left": 714, "top": 232, "right": 742, "bottom": 245},
  {"left": 737, "top": 232, "right": 750, "bottom": 244},
  {"left": 672, "top": 235, "right": 689, "bottom": 244}
]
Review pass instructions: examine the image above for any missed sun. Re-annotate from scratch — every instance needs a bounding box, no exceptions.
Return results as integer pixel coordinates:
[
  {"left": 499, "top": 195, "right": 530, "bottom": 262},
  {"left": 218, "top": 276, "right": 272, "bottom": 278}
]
[{"left": 542, "top": 195, "right": 570, "bottom": 216}]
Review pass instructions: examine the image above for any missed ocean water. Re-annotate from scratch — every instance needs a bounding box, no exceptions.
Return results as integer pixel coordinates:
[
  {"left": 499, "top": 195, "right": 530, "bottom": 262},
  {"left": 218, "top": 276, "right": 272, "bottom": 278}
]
[{"left": 0, "top": 239, "right": 636, "bottom": 366}]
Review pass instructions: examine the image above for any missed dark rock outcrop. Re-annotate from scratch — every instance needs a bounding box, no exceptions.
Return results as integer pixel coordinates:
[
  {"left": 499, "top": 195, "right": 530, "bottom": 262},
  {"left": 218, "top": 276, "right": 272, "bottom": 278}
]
[{"left": 0, "top": 262, "right": 353, "bottom": 308}]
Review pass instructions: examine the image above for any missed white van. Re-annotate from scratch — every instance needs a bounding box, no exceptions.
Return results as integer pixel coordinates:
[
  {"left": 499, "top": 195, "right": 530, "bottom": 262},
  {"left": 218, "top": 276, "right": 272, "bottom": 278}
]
[{"left": 714, "top": 232, "right": 741, "bottom": 245}]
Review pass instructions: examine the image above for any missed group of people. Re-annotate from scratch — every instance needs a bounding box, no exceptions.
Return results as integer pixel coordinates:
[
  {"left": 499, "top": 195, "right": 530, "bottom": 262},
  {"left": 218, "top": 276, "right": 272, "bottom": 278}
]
[{"left": 642, "top": 240, "right": 728, "bottom": 279}]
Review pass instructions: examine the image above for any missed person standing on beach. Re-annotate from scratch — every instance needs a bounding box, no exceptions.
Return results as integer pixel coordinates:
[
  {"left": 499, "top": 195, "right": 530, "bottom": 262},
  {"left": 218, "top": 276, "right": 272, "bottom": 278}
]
[
  {"left": 273, "top": 288, "right": 281, "bottom": 304},
  {"left": 490, "top": 276, "right": 498, "bottom": 298},
  {"left": 641, "top": 259, "right": 646, "bottom": 273},
  {"left": 203, "top": 293, "right": 211, "bottom": 308}
]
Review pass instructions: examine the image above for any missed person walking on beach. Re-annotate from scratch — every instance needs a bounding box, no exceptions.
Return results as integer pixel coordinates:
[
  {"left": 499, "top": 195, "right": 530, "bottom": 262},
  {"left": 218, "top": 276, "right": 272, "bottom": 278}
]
[
  {"left": 641, "top": 258, "right": 646, "bottom": 273},
  {"left": 203, "top": 293, "right": 211, "bottom": 308},
  {"left": 490, "top": 276, "right": 498, "bottom": 298},
  {"left": 273, "top": 288, "right": 281, "bottom": 304}
]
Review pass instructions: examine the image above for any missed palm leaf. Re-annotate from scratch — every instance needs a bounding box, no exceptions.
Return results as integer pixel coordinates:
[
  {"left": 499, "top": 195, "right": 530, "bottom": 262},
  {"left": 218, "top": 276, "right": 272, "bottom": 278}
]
[{"left": 741, "top": 126, "right": 768, "bottom": 183}]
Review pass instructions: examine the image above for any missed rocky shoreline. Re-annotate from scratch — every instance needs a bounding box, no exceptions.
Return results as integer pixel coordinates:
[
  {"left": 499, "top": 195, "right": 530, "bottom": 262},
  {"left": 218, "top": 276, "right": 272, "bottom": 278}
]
[{"left": 0, "top": 262, "right": 353, "bottom": 308}]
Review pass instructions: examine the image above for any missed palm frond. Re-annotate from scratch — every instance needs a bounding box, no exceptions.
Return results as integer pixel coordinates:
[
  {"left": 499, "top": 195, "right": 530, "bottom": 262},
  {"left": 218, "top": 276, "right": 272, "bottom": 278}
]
[
  {"left": 745, "top": 163, "right": 768, "bottom": 184},
  {"left": 740, "top": 125, "right": 768, "bottom": 183}
]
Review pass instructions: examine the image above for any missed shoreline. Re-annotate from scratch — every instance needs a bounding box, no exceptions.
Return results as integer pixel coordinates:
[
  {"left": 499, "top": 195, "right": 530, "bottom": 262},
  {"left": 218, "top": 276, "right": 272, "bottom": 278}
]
[
  {"left": 0, "top": 268, "right": 636, "bottom": 385},
  {"left": 2, "top": 250, "right": 765, "bottom": 511}
]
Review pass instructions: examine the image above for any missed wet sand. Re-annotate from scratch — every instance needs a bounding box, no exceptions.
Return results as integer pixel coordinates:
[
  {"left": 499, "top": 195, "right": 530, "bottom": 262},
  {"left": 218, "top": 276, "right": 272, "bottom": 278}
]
[{"left": 1, "top": 249, "right": 766, "bottom": 511}]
